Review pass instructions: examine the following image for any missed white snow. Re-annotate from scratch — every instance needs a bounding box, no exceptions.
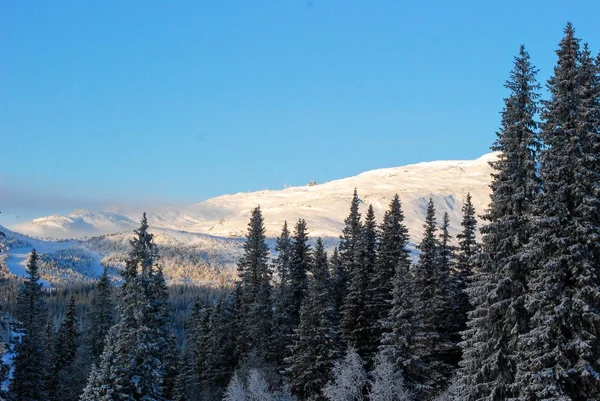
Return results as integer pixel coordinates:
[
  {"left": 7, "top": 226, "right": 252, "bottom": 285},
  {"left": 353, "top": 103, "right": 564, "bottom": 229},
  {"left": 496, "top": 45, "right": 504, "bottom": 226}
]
[{"left": 11, "top": 153, "right": 497, "bottom": 245}]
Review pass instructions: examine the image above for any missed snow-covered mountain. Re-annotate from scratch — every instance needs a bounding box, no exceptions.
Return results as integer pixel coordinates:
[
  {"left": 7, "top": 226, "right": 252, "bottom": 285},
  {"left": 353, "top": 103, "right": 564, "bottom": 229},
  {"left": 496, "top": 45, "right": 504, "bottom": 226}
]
[{"left": 13, "top": 153, "right": 497, "bottom": 243}]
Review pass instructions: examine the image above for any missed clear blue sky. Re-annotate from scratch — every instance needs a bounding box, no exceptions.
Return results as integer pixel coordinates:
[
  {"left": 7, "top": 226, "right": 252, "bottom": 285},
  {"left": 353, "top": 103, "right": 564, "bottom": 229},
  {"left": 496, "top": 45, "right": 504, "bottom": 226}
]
[{"left": 1, "top": 1, "right": 599, "bottom": 225}]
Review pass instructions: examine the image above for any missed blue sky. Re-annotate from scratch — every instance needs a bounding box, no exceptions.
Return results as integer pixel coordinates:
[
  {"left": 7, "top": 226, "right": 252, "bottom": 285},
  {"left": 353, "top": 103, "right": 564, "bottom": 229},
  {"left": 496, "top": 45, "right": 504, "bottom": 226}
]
[{"left": 1, "top": 1, "right": 599, "bottom": 225}]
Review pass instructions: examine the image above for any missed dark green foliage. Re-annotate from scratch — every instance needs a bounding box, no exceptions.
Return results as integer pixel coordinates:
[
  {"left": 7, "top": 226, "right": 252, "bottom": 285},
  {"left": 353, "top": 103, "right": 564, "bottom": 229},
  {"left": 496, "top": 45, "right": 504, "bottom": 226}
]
[
  {"left": 48, "top": 295, "right": 78, "bottom": 401},
  {"left": 11, "top": 249, "right": 49, "bottom": 401},
  {"left": 88, "top": 267, "right": 114, "bottom": 363},
  {"left": 516, "top": 24, "right": 600, "bottom": 399},
  {"left": 336, "top": 189, "right": 362, "bottom": 319},
  {"left": 288, "top": 219, "right": 311, "bottom": 329},
  {"left": 366, "top": 195, "right": 411, "bottom": 357},
  {"left": 286, "top": 238, "right": 339, "bottom": 400},
  {"left": 80, "top": 213, "right": 170, "bottom": 401},
  {"left": 235, "top": 206, "right": 273, "bottom": 364},
  {"left": 459, "top": 44, "right": 541, "bottom": 400},
  {"left": 270, "top": 222, "right": 295, "bottom": 368},
  {"left": 410, "top": 199, "right": 454, "bottom": 398},
  {"left": 341, "top": 205, "right": 377, "bottom": 361}
]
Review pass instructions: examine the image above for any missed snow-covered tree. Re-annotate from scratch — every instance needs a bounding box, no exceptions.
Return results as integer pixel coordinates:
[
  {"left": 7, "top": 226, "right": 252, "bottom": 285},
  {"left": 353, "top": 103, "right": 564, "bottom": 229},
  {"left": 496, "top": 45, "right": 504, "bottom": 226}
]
[
  {"left": 409, "top": 199, "right": 453, "bottom": 397},
  {"left": 453, "top": 193, "right": 478, "bottom": 338},
  {"left": 80, "top": 213, "right": 170, "bottom": 401},
  {"left": 516, "top": 23, "right": 600, "bottom": 399},
  {"left": 323, "top": 347, "right": 367, "bottom": 401},
  {"left": 368, "top": 352, "right": 413, "bottom": 401},
  {"left": 11, "top": 249, "right": 49, "bottom": 401},
  {"left": 366, "top": 195, "right": 410, "bottom": 354},
  {"left": 286, "top": 238, "right": 339, "bottom": 400},
  {"left": 458, "top": 43, "right": 541, "bottom": 400},
  {"left": 341, "top": 204, "right": 377, "bottom": 359}
]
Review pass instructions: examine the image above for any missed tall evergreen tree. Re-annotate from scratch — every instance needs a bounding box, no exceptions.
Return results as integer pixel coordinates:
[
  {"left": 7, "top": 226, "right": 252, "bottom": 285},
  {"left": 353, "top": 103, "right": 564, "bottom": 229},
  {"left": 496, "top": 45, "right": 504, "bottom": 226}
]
[
  {"left": 458, "top": 44, "right": 541, "bottom": 400},
  {"left": 11, "top": 249, "right": 49, "bottom": 401},
  {"left": 48, "top": 295, "right": 78, "bottom": 401},
  {"left": 341, "top": 204, "right": 377, "bottom": 360},
  {"left": 454, "top": 193, "right": 478, "bottom": 338},
  {"left": 410, "top": 199, "right": 453, "bottom": 398},
  {"left": 270, "top": 222, "right": 294, "bottom": 368},
  {"left": 367, "top": 195, "right": 411, "bottom": 356},
  {"left": 288, "top": 219, "right": 311, "bottom": 330},
  {"left": 204, "top": 298, "right": 237, "bottom": 396},
  {"left": 286, "top": 238, "right": 339, "bottom": 400},
  {"left": 329, "top": 247, "right": 345, "bottom": 322},
  {"left": 516, "top": 24, "right": 600, "bottom": 399},
  {"left": 88, "top": 267, "right": 114, "bottom": 363},
  {"left": 81, "top": 213, "right": 170, "bottom": 401},
  {"left": 235, "top": 206, "right": 272, "bottom": 365},
  {"left": 336, "top": 189, "right": 362, "bottom": 316}
]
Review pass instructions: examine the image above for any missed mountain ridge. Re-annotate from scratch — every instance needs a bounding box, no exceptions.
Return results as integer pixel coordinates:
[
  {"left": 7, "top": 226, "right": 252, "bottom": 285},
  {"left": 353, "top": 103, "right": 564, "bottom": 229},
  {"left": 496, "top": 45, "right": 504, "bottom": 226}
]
[{"left": 11, "top": 152, "right": 497, "bottom": 243}]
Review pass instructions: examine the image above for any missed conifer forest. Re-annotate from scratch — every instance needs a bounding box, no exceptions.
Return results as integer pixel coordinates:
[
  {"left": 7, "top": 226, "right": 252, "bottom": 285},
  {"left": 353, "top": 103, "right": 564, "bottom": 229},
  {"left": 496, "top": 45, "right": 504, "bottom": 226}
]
[{"left": 1, "top": 23, "right": 600, "bottom": 401}]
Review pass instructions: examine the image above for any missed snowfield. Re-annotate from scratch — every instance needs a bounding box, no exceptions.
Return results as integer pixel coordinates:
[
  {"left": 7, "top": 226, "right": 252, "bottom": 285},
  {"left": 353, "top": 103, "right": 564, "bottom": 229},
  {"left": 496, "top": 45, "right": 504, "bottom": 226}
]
[
  {"left": 12, "top": 153, "right": 497, "bottom": 243},
  {"left": 2, "top": 153, "right": 496, "bottom": 285}
]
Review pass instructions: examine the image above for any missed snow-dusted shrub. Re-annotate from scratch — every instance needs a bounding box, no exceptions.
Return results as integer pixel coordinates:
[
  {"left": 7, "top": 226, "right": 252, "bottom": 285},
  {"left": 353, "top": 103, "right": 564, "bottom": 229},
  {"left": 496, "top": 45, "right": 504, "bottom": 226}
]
[{"left": 323, "top": 347, "right": 367, "bottom": 401}]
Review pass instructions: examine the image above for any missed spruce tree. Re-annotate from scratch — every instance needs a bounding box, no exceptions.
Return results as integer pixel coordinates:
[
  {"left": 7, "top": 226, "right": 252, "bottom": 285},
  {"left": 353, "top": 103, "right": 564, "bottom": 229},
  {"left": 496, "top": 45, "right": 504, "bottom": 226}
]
[
  {"left": 201, "top": 299, "right": 237, "bottom": 399},
  {"left": 235, "top": 206, "right": 272, "bottom": 365},
  {"left": 381, "top": 260, "right": 419, "bottom": 392},
  {"left": 329, "top": 247, "right": 345, "bottom": 323},
  {"left": 410, "top": 199, "right": 453, "bottom": 398},
  {"left": 88, "top": 266, "right": 114, "bottom": 363},
  {"left": 48, "top": 295, "right": 78, "bottom": 401},
  {"left": 367, "top": 195, "right": 411, "bottom": 357},
  {"left": 288, "top": 219, "right": 311, "bottom": 328},
  {"left": 516, "top": 24, "right": 600, "bottom": 399},
  {"left": 341, "top": 204, "right": 377, "bottom": 360},
  {"left": 81, "top": 213, "right": 170, "bottom": 401},
  {"left": 454, "top": 193, "right": 478, "bottom": 337},
  {"left": 286, "top": 238, "right": 339, "bottom": 400},
  {"left": 11, "top": 249, "right": 49, "bottom": 401},
  {"left": 458, "top": 44, "right": 541, "bottom": 400},
  {"left": 270, "top": 222, "right": 294, "bottom": 367},
  {"left": 336, "top": 189, "right": 362, "bottom": 316}
]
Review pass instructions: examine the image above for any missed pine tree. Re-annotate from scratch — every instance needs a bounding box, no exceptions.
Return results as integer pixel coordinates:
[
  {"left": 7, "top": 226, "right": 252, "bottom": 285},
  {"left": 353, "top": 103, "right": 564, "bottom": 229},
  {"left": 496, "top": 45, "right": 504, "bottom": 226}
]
[
  {"left": 236, "top": 206, "right": 273, "bottom": 365},
  {"left": 458, "top": 44, "right": 541, "bottom": 400},
  {"left": 11, "top": 249, "right": 49, "bottom": 401},
  {"left": 81, "top": 213, "right": 170, "bottom": 401},
  {"left": 286, "top": 238, "right": 339, "bottom": 400},
  {"left": 367, "top": 195, "right": 411, "bottom": 359},
  {"left": 516, "top": 24, "right": 600, "bottom": 399},
  {"left": 88, "top": 267, "right": 114, "bottom": 363}
]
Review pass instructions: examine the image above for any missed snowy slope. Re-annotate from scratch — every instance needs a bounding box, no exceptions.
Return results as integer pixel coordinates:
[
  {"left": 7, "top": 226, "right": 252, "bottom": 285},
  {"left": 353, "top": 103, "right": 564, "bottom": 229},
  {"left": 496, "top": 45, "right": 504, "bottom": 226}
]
[
  {"left": 12, "top": 153, "right": 497, "bottom": 244},
  {"left": 0, "top": 225, "right": 241, "bottom": 286}
]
